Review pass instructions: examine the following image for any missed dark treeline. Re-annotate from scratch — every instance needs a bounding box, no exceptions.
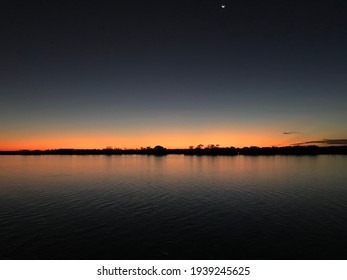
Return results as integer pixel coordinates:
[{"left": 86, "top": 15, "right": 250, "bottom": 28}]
[{"left": 1, "top": 145, "right": 347, "bottom": 156}]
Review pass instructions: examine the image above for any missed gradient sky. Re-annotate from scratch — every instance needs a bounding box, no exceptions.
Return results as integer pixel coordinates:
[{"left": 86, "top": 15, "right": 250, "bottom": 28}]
[{"left": 1, "top": 0, "right": 346, "bottom": 150}]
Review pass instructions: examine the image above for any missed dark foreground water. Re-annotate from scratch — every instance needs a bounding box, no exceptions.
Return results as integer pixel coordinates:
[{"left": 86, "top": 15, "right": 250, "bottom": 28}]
[{"left": 0, "top": 155, "right": 346, "bottom": 259}]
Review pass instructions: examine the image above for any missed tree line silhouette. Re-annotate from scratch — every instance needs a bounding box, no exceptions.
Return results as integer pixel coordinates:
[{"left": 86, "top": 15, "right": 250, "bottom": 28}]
[{"left": 1, "top": 145, "right": 347, "bottom": 155}]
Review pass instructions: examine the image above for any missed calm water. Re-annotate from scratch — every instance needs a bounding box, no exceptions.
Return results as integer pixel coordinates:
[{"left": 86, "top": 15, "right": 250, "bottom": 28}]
[{"left": 0, "top": 155, "right": 346, "bottom": 259}]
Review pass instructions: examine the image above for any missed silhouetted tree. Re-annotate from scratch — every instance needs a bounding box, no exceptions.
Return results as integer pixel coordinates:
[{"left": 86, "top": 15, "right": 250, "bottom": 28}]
[
  {"left": 153, "top": 145, "right": 166, "bottom": 155},
  {"left": 154, "top": 145, "right": 165, "bottom": 151},
  {"left": 207, "top": 144, "right": 218, "bottom": 149}
]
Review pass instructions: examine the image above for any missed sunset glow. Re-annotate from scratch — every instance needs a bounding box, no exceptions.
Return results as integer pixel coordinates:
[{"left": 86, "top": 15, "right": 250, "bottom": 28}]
[
  {"left": 0, "top": 127, "right": 319, "bottom": 151},
  {"left": 1, "top": 0, "right": 346, "bottom": 151}
]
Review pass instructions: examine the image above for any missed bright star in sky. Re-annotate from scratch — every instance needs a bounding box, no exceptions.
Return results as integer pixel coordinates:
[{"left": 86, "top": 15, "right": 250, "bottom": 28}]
[{"left": 221, "top": 5, "right": 226, "bottom": 9}]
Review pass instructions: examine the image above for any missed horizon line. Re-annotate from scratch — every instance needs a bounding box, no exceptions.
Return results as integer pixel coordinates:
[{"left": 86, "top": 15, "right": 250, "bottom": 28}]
[{"left": 2, "top": 144, "right": 347, "bottom": 153}]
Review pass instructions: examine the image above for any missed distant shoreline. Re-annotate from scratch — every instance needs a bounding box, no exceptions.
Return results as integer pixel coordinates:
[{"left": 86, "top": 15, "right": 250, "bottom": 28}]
[{"left": 1, "top": 146, "right": 347, "bottom": 156}]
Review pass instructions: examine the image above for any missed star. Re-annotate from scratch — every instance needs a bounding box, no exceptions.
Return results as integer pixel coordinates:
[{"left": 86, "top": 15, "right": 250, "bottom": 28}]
[{"left": 221, "top": 5, "right": 226, "bottom": 9}]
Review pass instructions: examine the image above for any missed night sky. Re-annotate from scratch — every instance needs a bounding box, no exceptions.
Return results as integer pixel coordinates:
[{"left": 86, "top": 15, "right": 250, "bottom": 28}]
[{"left": 1, "top": 0, "right": 347, "bottom": 150}]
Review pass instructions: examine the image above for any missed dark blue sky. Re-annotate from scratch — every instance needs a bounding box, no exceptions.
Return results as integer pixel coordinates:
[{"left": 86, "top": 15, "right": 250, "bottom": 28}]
[{"left": 1, "top": 0, "right": 347, "bottom": 149}]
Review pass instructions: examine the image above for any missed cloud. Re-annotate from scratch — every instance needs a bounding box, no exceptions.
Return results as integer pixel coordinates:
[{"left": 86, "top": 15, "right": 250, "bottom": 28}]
[
  {"left": 283, "top": 131, "right": 299, "bottom": 135},
  {"left": 291, "top": 139, "right": 347, "bottom": 146}
]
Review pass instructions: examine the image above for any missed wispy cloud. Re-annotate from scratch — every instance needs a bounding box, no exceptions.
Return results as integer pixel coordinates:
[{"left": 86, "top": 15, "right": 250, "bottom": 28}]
[
  {"left": 283, "top": 131, "right": 299, "bottom": 135},
  {"left": 291, "top": 139, "right": 347, "bottom": 146}
]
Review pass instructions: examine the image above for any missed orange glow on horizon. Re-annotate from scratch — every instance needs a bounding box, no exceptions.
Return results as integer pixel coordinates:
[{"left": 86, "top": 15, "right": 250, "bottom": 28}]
[{"left": 0, "top": 129, "right": 299, "bottom": 151}]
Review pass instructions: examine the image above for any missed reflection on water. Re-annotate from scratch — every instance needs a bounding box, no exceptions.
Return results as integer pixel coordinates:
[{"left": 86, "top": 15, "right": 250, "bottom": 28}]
[{"left": 0, "top": 155, "right": 347, "bottom": 259}]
